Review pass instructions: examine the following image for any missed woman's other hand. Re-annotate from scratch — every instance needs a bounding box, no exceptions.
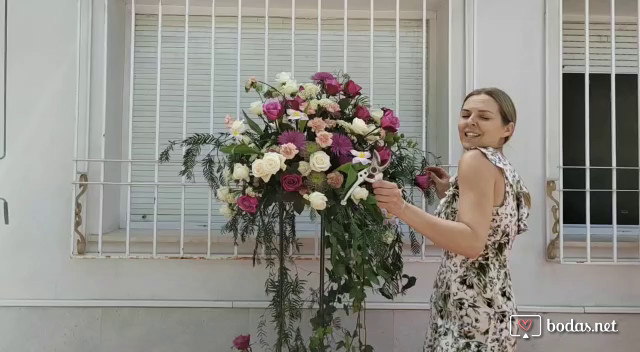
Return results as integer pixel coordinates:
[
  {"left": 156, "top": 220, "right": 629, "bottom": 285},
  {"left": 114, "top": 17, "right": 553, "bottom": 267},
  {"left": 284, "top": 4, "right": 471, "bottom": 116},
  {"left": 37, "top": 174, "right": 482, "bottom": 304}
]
[{"left": 425, "top": 166, "right": 450, "bottom": 199}]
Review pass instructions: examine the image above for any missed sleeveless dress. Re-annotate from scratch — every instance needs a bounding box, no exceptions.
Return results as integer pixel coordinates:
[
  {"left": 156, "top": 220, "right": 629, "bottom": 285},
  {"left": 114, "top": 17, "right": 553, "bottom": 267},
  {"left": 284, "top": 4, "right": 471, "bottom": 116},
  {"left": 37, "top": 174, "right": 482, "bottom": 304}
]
[{"left": 423, "top": 147, "right": 531, "bottom": 352}]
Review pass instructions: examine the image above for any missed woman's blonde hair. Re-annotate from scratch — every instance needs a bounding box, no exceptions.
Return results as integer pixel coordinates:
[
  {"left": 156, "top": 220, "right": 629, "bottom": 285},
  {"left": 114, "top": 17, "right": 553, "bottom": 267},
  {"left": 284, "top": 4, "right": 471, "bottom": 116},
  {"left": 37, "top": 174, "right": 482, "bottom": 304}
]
[{"left": 463, "top": 87, "right": 517, "bottom": 144}]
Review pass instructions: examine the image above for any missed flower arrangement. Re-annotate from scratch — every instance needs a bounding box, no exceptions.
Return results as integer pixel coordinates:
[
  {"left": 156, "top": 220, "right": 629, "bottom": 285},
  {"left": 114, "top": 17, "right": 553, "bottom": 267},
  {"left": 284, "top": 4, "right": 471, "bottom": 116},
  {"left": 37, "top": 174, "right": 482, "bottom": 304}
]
[{"left": 161, "top": 71, "right": 439, "bottom": 351}]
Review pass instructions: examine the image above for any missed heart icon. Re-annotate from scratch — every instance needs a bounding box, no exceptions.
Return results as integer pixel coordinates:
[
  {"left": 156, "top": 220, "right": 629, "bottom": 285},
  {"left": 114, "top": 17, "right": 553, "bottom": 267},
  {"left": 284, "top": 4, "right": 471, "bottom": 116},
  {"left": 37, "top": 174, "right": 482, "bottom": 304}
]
[{"left": 518, "top": 319, "right": 532, "bottom": 332}]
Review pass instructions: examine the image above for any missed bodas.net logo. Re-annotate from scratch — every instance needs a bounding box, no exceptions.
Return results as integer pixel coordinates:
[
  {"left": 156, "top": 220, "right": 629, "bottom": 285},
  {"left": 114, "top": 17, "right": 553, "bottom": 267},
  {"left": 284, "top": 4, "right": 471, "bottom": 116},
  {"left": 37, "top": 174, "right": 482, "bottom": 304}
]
[{"left": 509, "top": 315, "right": 542, "bottom": 339}]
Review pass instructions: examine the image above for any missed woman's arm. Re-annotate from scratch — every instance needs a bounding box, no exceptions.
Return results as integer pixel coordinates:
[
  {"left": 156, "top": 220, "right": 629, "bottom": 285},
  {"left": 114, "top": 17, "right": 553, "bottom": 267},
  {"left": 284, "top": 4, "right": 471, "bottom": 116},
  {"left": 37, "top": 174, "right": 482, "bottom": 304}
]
[{"left": 373, "top": 150, "right": 495, "bottom": 259}]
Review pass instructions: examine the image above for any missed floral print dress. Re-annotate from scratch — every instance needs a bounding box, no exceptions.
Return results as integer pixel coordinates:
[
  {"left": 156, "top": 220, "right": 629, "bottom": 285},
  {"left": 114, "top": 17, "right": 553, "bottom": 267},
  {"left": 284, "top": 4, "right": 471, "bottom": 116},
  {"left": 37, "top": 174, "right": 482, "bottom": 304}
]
[{"left": 423, "top": 147, "right": 531, "bottom": 352}]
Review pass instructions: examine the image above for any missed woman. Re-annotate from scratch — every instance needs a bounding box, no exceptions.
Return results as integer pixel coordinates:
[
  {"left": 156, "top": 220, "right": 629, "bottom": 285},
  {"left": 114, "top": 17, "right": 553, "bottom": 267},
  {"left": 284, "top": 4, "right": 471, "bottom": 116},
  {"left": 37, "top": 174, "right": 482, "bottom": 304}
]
[{"left": 373, "top": 88, "right": 531, "bottom": 351}]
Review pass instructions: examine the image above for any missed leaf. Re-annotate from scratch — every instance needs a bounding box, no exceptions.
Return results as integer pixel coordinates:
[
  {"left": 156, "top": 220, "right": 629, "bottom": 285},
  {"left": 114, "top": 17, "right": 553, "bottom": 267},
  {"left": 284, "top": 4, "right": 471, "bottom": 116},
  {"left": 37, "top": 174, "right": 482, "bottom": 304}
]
[
  {"left": 365, "top": 268, "right": 380, "bottom": 286},
  {"left": 344, "top": 166, "right": 357, "bottom": 194},
  {"left": 338, "top": 98, "right": 351, "bottom": 112},
  {"left": 333, "top": 263, "right": 346, "bottom": 277},
  {"left": 336, "top": 162, "right": 353, "bottom": 174},
  {"left": 242, "top": 110, "right": 263, "bottom": 135},
  {"left": 220, "top": 144, "right": 260, "bottom": 155},
  {"left": 293, "top": 196, "right": 305, "bottom": 214}
]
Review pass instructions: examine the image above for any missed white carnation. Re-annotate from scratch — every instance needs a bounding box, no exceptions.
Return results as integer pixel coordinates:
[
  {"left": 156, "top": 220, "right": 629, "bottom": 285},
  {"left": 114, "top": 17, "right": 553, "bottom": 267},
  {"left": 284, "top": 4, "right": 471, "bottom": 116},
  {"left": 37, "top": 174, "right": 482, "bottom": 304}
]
[
  {"left": 216, "top": 187, "right": 230, "bottom": 202},
  {"left": 309, "top": 151, "right": 331, "bottom": 172},
  {"left": 281, "top": 80, "right": 299, "bottom": 96},
  {"left": 299, "top": 83, "right": 321, "bottom": 100},
  {"left": 219, "top": 204, "right": 234, "bottom": 218},
  {"left": 304, "top": 191, "right": 328, "bottom": 211},
  {"left": 246, "top": 187, "right": 258, "bottom": 197},
  {"left": 382, "top": 231, "right": 395, "bottom": 244},
  {"left": 318, "top": 98, "right": 334, "bottom": 108}
]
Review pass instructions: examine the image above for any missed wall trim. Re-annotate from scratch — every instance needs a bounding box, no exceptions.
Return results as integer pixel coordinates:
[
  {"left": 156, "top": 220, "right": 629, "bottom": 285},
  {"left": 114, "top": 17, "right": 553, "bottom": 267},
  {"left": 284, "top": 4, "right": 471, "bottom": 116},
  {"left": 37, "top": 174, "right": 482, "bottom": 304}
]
[{"left": 1, "top": 300, "right": 639, "bottom": 314}]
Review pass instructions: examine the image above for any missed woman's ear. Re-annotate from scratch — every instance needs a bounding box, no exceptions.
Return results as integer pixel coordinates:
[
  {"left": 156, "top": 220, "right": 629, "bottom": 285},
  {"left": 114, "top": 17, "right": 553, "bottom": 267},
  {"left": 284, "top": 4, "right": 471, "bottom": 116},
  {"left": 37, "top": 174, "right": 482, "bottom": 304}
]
[{"left": 503, "top": 122, "right": 515, "bottom": 139}]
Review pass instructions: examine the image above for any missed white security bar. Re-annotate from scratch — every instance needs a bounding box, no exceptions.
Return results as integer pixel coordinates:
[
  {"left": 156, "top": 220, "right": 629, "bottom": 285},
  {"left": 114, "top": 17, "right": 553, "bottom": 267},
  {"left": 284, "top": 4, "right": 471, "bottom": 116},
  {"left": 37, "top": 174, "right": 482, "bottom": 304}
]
[
  {"left": 585, "top": 0, "right": 591, "bottom": 262},
  {"left": 343, "top": 0, "right": 347, "bottom": 72},
  {"left": 369, "top": 0, "right": 373, "bottom": 100},
  {"left": 265, "top": 0, "right": 269, "bottom": 79},
  {"left": 421, "top": 0, "right": 427, "bottom": 261},
  {"left": 637, "top": 0, "right": 640, "bottom": 262},
  {"left": 208, "top": 0, "right": 216, "bottom": 257},
  {"left": 71, "top": 0, "right": 82, "bottom": 255},
  {"left": 181, "top": 0, "right": 190, "bottom": 256},
  {"left": 559, "top": 0, "right": 564, "bottom": 263},
  {"left": 98, "top": 0, "right": 110, "bottom": 256},
  {"left": 395, "top": 0, "right": 399, "bottom": 111},
  {"left": 292, "top": 0, "right": 295, "bottom": 76},
  {"left": 154, "top": 0, "right": 163, "bottom": 257},
  {"left": 611, "top": 0, "right": 618, "bottom": 262},
  {"left": 126, "top": 0, "right": 136, "bottom": 256}
]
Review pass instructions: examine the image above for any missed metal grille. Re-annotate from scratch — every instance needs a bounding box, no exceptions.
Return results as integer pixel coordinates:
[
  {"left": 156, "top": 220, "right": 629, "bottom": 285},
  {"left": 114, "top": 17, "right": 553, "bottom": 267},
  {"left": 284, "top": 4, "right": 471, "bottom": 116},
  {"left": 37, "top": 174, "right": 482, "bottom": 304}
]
[{"left": 71, "top": 0, "right": 438, "bottom": 260}]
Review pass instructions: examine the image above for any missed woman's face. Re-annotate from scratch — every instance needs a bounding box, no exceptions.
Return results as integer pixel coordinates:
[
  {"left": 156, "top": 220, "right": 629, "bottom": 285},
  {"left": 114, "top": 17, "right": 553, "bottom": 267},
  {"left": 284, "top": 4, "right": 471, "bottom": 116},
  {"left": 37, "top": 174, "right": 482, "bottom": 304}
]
[{"left": 458, "top": 94, "right": 514, "bottom": 150}]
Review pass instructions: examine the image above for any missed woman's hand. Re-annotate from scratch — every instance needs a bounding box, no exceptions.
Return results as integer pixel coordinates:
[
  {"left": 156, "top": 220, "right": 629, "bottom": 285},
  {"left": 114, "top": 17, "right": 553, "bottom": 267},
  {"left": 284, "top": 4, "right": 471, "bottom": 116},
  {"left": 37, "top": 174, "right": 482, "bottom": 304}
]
[
  {"left": 372, "top": 180, "right": 406, "bottom": 217},
  {"left": 425, "top": 166, "right": 451, "bottom": 199}
]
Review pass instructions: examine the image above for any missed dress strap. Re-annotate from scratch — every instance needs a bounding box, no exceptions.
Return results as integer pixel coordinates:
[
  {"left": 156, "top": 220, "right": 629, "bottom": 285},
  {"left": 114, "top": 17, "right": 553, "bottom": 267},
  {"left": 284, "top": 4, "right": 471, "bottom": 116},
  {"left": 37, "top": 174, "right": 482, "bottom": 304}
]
[{"left": 472, "top": 147, "right": 531, "bottom": 235}]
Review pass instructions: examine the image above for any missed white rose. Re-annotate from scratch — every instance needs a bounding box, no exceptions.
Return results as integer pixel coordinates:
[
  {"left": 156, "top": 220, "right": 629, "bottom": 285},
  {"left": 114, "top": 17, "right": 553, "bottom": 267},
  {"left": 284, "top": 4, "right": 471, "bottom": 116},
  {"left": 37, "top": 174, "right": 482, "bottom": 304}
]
[
  {"left": 262, "top": 152, "right": 284, "bottom": 176},
  {"left": 281, "top": 80, "right": 299, "bottom": 96},
  {"left": 219, "top": 204, "right": 234, "bottom": 218},
  {"left": 250, "top": 101, "right": 263, "bottom": 115},
  {"left": 275, "top": 72, "right": 292, "bottom": 84},
  {"left": 351, "top": 186, "right": 369, "bottom": 204},
  {"left": 232, "top": 163, "right": 250, "bottom": 182},
  {"left": 309, "top": 151, "right": 331, "bottom": 172},
  {"left": 252, "top": 159, "right": 271, "bottom": 182},
  {"left": 305, "top": 191, "right": 328, "bottom": 210},
  {"left": 371, "top": 109, "right": 384, "bottom": 123},
  {"left": 216, "top": 187, "right": 230, "bottom": 202},
  {"left": 351, "top": 118, "right": 370, "bottom": 135},
  {"left": 298, "top": 161, "right": 312, "bottom": 177}
]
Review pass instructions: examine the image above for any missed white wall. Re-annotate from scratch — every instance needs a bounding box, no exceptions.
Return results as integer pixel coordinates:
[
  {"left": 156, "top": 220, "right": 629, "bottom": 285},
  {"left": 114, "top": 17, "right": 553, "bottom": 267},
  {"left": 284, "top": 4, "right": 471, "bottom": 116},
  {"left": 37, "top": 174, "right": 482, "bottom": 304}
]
[{"left": 0, "top": 0, "right": 638, "bottom": 338}]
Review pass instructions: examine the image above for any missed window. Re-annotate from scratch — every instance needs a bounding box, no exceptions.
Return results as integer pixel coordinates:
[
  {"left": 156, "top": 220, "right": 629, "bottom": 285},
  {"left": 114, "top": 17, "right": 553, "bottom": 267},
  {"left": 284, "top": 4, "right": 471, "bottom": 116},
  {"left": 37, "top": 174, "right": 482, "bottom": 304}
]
[
  {"left": 546, "top": 0, "right": 640, "bottom": 263},
  {"left": 72, "top": 0, "right": 443, "bottom": 259}
]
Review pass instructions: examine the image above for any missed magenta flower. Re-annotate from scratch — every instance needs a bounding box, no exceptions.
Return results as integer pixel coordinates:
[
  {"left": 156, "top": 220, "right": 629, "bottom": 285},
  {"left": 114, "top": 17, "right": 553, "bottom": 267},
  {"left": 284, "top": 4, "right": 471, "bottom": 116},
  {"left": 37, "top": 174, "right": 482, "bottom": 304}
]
[
  {"left": 325, "top": 78, "right": 341, "bottom": 96},
  {"left": 311, "top": 72, "right": 335, "bottom": 81},
  {"left": 355, "top": 106, "right": 370, "bottom": 121},
  {"left": 376, "top": 146, "right": 392, "bottom": 165},
  {"left": 331, "top": 133, "right": 353, "bottom": 156},
  {"left": 380, "top": 108, "right": 400, "bottom": 132},
  {"left": 263, "top": 99, "right": 284, "bottom": 121},
  {"left": 232, "top": 334, "right": 251, "bottom": 351},
  {"left": 415, "top": 173, "right": 431, "bottom": 191},
  {"left": 344, "top": 80, "right": 362, "bottom": 97},
  {"left": 278, "top": 131, "right": 307, "bottom": 150},
  {"left": 237, "top": 196, "right": 259, "bottom": 214},
  {"left": 281, "top": 173, "right": 303, "bottom": 192}
]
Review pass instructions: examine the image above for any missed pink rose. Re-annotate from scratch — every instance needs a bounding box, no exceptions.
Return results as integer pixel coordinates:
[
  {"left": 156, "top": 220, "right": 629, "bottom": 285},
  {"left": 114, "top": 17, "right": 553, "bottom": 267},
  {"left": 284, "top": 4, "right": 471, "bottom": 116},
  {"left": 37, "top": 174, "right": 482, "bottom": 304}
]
[
  {"left": 237, "top": 196, "right": 259, "bottom": 214},
  {"left": 281, "top": 173, "right": 303, "bottom": 192},
  {"left": 327, "top": 171, "right": 344, "bottom": 189},
  {"left": 263, "top": 99, "right": 284, "bottom": 121},
  {"left": 287, "top": 97, "right": 304, "bottom": 111},
  {"left": 308, "top": 117, "right": 327, "bottom": 133},
  {"left": 326, "top": 103, "right": 341, "bottom": 113},
  {"left": 316, "top": 131, "right": 333, "bottom": 148},
  {"left": 325, "top": 78, "right": 341, "bottom": 96},
  {"left": 355, "top": 106, "right": 370, "bottom": 121},
  {"left": 280, "top": 143, "right": 299, "bottom": 159},
  {"left": 415, "top": 173, "right": 432, "bottom": 191},
  {"left": 343, "top": 80, "right": 362, "bottom": 97},
  {"left": 232, "top": 334, "right": 251, "bottom": 350},
  {"left": 380, "top": 108, "right": 400, "bottom": 132},
  {"left": 375, "top": 146, "right": 392, "bottom": 165}
]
